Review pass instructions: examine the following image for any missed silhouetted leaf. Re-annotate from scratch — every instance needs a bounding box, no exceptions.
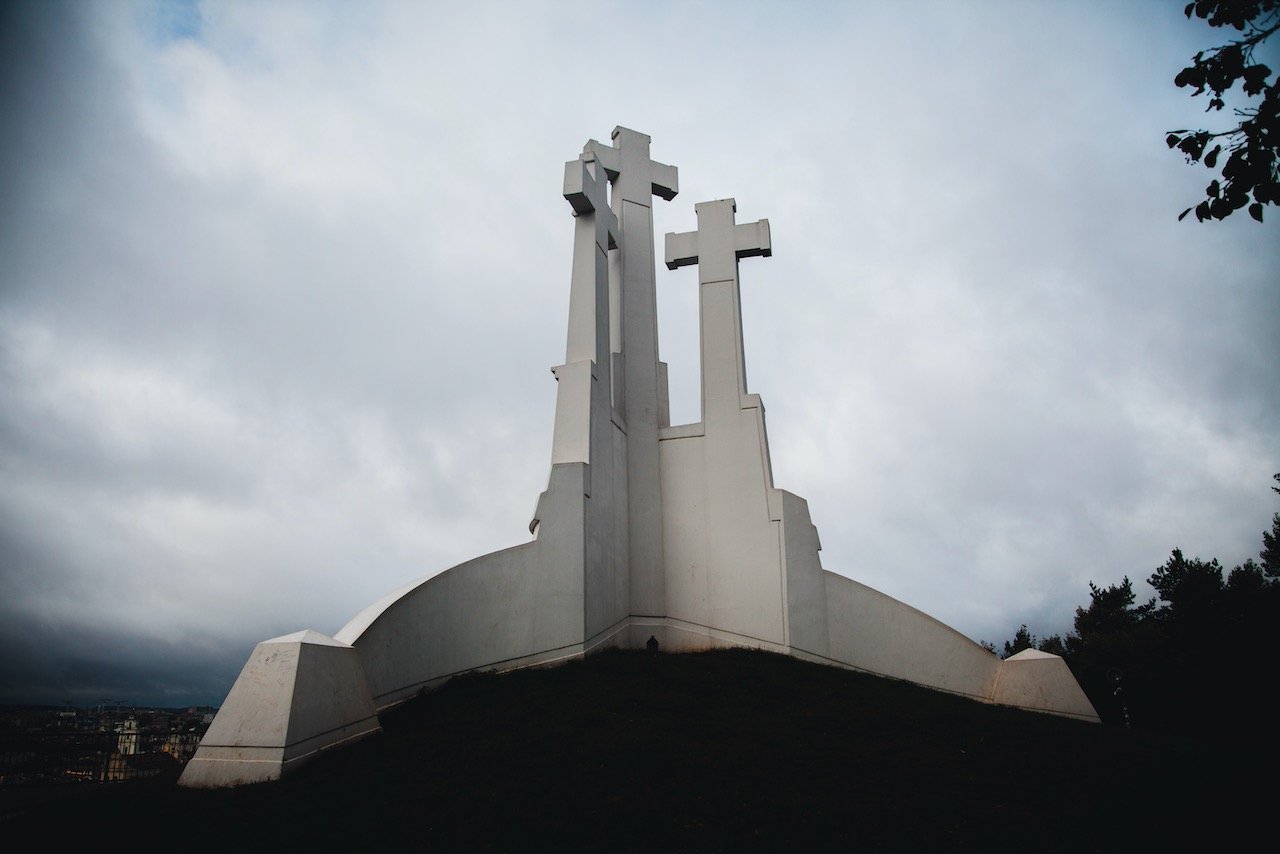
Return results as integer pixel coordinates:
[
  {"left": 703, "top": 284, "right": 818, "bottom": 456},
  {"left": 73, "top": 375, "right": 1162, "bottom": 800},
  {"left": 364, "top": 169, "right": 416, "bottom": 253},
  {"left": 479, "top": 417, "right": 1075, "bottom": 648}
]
[
  {"left": 1222, "top": 150, "right": 1241, "bottom": 179},
  {"left": 1178, "top": 207, "right": 1193, "bottom": 221},
  {"left": 1249, "top": 202, "right": 1264, "bottom": 222},
  {"left": 1169, "top": 2, "right": 1278, "bottom": 222},
  {"left": 1243, "top": 64, "right": 1271, "bottom": 96}
]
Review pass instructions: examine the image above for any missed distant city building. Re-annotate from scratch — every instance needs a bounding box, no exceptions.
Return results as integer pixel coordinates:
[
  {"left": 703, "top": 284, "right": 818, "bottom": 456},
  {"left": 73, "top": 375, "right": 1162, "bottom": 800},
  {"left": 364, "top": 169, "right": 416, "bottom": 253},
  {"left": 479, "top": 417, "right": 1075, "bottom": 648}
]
[
  {"left": 0, "top": 703, "right": 212, "bottom": 785},
  {"left": 116, "top": 717, "right": 138, "bottom": 755}
]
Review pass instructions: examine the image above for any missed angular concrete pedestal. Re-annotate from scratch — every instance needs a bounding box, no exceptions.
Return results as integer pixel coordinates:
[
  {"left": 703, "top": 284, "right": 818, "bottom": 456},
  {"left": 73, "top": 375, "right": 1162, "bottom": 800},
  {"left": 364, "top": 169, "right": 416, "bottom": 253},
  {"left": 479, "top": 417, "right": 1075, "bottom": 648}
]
[
  {"left": 992, "top": 649, "right": 1099, "bottom": 722},
  {"left": 182, "top": 127, "right": 1097, "bottom": 788},
  {"left": 178, "top": 630, "right": 380, "bottom": 787}
]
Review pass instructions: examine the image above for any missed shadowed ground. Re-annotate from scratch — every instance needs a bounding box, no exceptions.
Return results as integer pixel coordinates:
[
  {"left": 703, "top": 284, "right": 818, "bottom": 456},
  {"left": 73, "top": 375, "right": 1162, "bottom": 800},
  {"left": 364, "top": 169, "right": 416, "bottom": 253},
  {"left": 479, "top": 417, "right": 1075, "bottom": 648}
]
[{"left": 1, "top": 648, "right": 1260, "bottom": 850}]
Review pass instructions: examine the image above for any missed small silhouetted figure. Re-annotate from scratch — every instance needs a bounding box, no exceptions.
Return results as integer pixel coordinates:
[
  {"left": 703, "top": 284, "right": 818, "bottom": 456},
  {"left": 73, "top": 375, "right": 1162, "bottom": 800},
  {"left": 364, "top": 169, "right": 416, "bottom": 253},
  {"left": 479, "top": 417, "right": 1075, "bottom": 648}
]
[{"left": 646, "top": 635, "right": 659, "bottom": 653}]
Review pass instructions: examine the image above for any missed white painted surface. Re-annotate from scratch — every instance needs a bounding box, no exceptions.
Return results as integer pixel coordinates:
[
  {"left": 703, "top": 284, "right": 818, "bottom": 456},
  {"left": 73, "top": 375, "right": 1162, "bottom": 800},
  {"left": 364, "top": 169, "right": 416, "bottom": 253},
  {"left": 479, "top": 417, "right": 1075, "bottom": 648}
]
[
  {"left": 587, "top": 127, "right": 675, "bottom": 620},
  {"left": 823, "top": 573, "right": 1002, "bottom": 699},
  {"left": 185, "top": 128, "right": 1098, "bottom": 787}
]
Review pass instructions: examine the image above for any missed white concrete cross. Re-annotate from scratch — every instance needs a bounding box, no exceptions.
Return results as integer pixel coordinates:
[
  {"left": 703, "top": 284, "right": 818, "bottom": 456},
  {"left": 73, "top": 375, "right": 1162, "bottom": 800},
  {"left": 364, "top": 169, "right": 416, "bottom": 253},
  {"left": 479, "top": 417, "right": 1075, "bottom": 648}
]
[
  {"left": 582, "top": 126, "right": 679, "bottom": 408},
  {"left": 583, "top": 127, "right": 679, "bottom": 618},
  {"left": 585, "top": 127, "right": 678, "bottom": 207},
  {"left": 561, "top": 153, "right": 618, "bottom": 366},
  {"left": 563, "top": 153, "right": 618, "bottom": 251},
  {"left": 552, "top": 154, "right": 618, "bottom": 465},
  {"left": 665, "top": 198, "right": 771, "bottom": 277},
  {"left": 665, "top": 198, "right": 771, "bottom": 424}
]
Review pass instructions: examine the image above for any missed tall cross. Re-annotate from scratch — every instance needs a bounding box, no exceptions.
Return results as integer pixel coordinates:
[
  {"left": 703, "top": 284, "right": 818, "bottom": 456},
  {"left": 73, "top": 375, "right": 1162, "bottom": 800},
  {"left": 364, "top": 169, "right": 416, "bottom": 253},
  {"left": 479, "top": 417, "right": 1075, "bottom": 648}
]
[
  {"left": 583, "top": 126, "right": 679, "bottom": 407},
  {"left": 549, "top": 153, "right": 617, "bottom": 468},
  {"left": 586, "top": 128, "right": 678, "bottom": 209},
  {"left": 562, "top": 153, "right": 617, "bottom": 367},
  {"left": 665, "top": 198, "right": 771, "bottom": 427},
  {"left": 583, "top": 127, "right": 678, "bottom": 618}
]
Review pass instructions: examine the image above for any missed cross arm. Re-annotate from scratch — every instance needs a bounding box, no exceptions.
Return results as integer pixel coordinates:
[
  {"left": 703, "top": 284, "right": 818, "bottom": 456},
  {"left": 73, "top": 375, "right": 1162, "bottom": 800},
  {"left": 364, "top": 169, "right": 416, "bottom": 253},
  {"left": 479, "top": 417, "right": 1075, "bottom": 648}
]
[
  {"left": 664, "top": 231, "right": 699, "bottom": 270},
  {"left": 735, "top": 218, "right": 771, "bottom": 259},
  {"left": 563, "top": 154, "right": 605, "bottom": 216},
  {"left": 664, "top": 218, "right": 772, "bottom": 271},
  {"left": 563, "top": 154, "right": 619, "bottom": 249},
  {"left": 584, "top": 139, "right": 679, "bottom": 201}
]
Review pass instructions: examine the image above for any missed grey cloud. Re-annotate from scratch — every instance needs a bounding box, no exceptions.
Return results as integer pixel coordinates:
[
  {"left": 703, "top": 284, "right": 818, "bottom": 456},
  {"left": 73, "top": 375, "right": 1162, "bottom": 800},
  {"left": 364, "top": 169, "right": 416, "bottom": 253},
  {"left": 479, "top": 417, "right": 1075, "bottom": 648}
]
[{"left": 0, "top": 1, "right": 1276, "bottom": 705}]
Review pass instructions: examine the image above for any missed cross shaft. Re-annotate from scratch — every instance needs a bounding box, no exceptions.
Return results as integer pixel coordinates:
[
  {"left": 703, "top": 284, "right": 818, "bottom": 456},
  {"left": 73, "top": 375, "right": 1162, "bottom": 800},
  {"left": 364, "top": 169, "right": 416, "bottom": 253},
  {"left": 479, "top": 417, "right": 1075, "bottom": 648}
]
[{"left": 664, "top": 198, "right": 771, "bottom": 426}]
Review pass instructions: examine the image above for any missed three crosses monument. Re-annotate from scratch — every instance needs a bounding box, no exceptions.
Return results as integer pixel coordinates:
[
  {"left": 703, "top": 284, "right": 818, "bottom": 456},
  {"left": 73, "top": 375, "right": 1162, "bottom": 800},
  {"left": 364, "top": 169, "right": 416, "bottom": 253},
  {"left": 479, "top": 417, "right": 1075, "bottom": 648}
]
[{"left": 180, "top": 127, "right": 1098, "bottom": 789}]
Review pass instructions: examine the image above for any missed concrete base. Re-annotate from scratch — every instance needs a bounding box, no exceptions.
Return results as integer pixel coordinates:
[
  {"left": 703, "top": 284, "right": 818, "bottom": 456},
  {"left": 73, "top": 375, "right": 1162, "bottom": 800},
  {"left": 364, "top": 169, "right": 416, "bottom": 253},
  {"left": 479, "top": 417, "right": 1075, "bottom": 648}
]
[
  {"left": 178, "top": 630, "right": 380, "bottom": 788},
  {"left": 992, "top": 649, "right": 1100, "bottom": 722}
]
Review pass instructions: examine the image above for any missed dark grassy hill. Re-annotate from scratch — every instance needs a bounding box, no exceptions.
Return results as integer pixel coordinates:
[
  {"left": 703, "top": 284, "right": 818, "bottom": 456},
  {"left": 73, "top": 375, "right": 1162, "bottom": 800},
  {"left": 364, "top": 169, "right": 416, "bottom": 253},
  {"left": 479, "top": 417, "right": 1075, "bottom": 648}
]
[{"left": 2, "top": 648, "right": 1263, "bottom": 850}]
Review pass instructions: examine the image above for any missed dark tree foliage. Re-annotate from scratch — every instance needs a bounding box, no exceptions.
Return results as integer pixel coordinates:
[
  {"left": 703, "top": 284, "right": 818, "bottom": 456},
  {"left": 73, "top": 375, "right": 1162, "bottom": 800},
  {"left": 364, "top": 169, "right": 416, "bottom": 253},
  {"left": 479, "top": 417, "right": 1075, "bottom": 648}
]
[
  {"left": 1036, "top": 633, "right": 1067, "bottom": 657},
  {"left": 1063, "top": 577, "right": 1164, "bottom": 727},
  {"left": 1262, "top": 474, "right": 1280, "bottom": 575},
  {"left": 990, "top": 624, "right": 1069, "bottom": 659},
  {"left": 1167, "top": 0, "right": 1279, "bottom": 222},
  {"left": 1073, "top": 576, "right": 1150, "bottom": 637},
  {"left": 1001, "top": 624, "right": 1036, "bottom": 658},
  {"left": 996, "top": 474, "right": 1280, "bottom": 739},
  {"left": 1147, "top": 549, "right": 1225, "bottom": 626}
]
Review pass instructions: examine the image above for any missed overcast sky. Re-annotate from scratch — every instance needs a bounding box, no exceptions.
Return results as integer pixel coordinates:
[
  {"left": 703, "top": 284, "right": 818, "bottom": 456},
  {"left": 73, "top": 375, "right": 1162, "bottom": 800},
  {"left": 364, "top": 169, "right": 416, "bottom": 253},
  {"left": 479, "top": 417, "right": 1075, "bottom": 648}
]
[{"left": 2, "top": 0, "right": 1276, "bottom": 708}]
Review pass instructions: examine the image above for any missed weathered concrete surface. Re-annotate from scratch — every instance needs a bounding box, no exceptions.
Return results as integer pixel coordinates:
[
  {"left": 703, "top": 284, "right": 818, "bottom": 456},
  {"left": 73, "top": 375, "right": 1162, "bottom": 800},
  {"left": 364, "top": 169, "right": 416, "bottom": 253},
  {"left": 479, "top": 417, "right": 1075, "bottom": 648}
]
[
  {"left": 993, "top": 649, "right": 1100, "bottom": 722},
  {"left": 822, "top": 573, "right": 1001, "bottom": 700},
  {"left": 586, "top": 127, "right": 675, "bottom": 622},
  {"left": 183, "top": 128, "right": 1097, "bottom": 788},
  {"left": 655, "top": 196, "right": 1065, "bottom": 715},
  {"left": 178, "top": 630, "right": 380, "bottom": 787}
]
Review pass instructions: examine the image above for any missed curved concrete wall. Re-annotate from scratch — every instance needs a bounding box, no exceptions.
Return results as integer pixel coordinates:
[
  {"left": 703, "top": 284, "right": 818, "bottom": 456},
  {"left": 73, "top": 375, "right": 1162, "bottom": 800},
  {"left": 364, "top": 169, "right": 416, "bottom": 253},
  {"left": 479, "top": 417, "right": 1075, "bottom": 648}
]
[
  {"left": 778, "top": 489, "right": 830, "bottom": 658},
  {"left": 335, "top": 464, "right": 590, "bottom": 707},
  {"left": 823, "top": 571, "right": 1001, "bottom": 701}
]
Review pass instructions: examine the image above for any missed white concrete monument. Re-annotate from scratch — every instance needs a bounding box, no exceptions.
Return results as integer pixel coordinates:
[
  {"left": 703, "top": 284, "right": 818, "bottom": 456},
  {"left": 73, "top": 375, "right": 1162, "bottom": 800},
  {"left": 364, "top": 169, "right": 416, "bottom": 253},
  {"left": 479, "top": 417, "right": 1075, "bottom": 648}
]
[{"left": 180, "top": 127, "right": 1097, "bottom": 788}]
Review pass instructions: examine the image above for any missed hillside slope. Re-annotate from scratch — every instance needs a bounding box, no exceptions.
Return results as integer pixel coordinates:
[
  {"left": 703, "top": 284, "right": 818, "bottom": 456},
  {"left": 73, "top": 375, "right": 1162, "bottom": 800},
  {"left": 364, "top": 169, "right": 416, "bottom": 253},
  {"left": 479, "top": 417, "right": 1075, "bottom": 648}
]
[{"left": 4, "top": 648, "right": 1258, "bottom": 850}]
